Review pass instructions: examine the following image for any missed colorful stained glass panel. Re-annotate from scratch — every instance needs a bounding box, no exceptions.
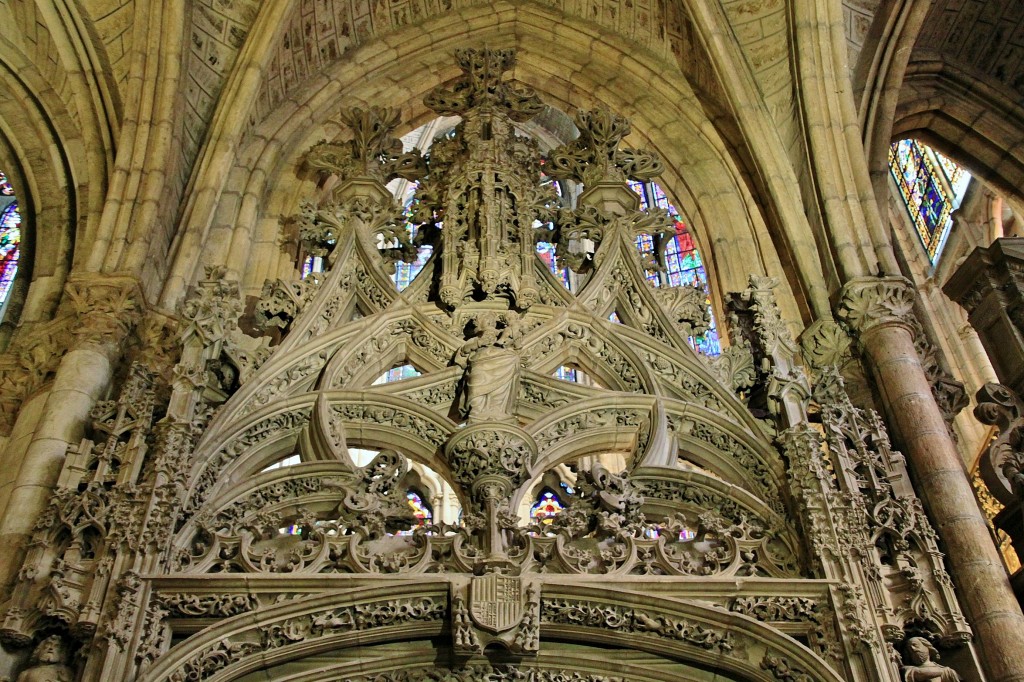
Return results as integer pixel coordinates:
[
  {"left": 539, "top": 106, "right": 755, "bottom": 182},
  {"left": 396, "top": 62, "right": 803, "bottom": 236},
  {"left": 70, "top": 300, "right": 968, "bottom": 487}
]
[
  {"left": 374, "top": 364, "right": 422, "bottom": 384},
  {"left": 406, "top": 490, "right": 433, "bottom": 524},
  {"left": 627, "top": 180, "right": 720, "bottom": 356},
  {"left": 889, "top": 139, "right": 971, "bottom": 262},
  {"left": 536, "top": 241, "right": 572, "bottom": 290},
  {"left": 530, "top": 490, "right": 565, "bottom": 524},
  {"left": 0, "top": 171, "right": 21, "bottom": 309}
]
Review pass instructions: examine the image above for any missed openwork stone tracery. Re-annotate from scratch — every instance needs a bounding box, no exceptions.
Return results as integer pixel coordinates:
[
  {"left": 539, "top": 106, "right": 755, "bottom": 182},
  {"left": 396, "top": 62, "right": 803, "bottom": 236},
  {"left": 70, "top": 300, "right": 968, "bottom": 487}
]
[{"left": 0, "top": 49, "right": 977, "bottom": 682}]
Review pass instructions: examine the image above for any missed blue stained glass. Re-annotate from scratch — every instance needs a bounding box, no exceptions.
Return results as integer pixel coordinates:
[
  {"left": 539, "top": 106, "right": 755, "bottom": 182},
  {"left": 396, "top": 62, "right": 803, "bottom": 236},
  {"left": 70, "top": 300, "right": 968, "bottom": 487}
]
[
  {"left": 554, "top": 366, "right": 578, "bottom": 383},
  {"left": 627, "top": 180, "right": 720, "bottom": 357},
  {"left": 536, "top": 241, "right": 572, "bottom": 290},
  {"left": 531, "top": 489, "right": 565, "bottom": 524},
  {"left": 889, "top": 139, "right": 971, "bottom": 262},
  {"left": 608, "top": 311, "right": 622, "bottom": 323},
  {"left": 628, "top": 180, "right": 650, "bottom": 209},
  {"left": 302, "top": 255, "right": 323, "bottom": 278}
]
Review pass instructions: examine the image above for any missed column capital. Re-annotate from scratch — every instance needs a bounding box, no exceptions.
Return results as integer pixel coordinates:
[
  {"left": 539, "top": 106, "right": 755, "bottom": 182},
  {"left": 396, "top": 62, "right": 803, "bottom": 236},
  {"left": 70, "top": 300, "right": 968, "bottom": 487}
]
[
  {"left": 837, "top": 276, "right": 916, "bottom": 336},
  {"left": 62, "top": 272, "right": 145, "bottom": 350}
]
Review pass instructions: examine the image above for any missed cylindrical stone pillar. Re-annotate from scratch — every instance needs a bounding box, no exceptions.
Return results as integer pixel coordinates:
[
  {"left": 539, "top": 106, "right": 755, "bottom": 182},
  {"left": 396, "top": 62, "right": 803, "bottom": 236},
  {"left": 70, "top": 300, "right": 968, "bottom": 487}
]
[
  {"left": 0, "top": 343, "right": 115, "bottom": 594},
  {"left": 840, "top": 276, "right": 1024, "bottom": 682}
]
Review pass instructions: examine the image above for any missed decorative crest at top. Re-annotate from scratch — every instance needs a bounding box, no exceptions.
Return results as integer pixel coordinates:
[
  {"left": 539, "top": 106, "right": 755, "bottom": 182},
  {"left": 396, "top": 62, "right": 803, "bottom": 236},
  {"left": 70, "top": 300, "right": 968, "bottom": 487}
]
[
  {"left": 424, "top": 48, "right": 544, "bottom": 121},
  {"left": 546, "top": 108, "right": 664, "bottom": 186},
  {"left": 305, "top": 106, "right": 426, "bottom": 185}
]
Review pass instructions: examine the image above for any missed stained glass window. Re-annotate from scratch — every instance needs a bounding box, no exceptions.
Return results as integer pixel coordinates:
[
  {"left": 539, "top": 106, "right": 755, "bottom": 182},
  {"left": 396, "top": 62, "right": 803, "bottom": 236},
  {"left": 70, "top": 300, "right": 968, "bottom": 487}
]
[
  {"left": 530, "top": 489, "right": 565, "bottom": 524},
  {"left": 301, "top": 255, "right": 323, "bottom": 278},
  {"left": 392, "top": 182, "right": 433, "bottom": 291},
  {"left": 536, "top": 240, "right": 572, "bottom": 290},
  {"left": 0, "top": 171, "right": 21, "bottom": 310},
  {"left": 553, "top": 366, "right": 578, "bottom": 383},
  {"left": 406, "top": 490, "right": 433, "bottom": 525},
  {"left": 628, "top": 180, "right": 720, "bottom": 356},
  {"left": 889, "top": 139, "right": 971, "bottom": 263},
  {"left": 608, "top": 311, "right": 622, "bottom": 323},
  {"left": 373, "top": 364, "right": 422, "bottom": 384}
]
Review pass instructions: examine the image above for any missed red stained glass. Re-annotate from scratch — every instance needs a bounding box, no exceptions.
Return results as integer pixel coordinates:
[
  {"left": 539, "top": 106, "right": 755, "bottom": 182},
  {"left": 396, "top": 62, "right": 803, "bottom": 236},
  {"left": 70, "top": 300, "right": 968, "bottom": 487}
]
[{"left": 531, "top": 489, "right": 565, "bottom": 524}]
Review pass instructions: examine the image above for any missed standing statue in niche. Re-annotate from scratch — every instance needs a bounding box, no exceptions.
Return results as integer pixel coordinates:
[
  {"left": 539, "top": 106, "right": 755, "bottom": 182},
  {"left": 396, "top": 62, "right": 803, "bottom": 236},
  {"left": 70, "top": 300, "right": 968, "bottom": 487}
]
[
  {"left": 901, "top": 637, "right": 960, "bottom": 682},
  {"left": 455, "top": 316, "right": 521, "bottom": 423},
  {"left": 14, "top": 636, "right": 73, "bottom": 682}
]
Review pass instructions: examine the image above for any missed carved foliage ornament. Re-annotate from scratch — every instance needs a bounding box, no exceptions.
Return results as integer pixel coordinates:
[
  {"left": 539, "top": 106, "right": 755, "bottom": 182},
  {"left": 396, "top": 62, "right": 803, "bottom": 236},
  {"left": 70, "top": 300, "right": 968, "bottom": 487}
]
[{"left": 837, "top": 277, "right": 916, "bottom": 335}]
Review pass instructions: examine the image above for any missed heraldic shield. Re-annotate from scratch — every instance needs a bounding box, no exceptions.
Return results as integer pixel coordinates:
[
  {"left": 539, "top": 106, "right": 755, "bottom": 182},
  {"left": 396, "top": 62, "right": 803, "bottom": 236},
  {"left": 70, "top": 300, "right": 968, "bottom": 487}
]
[{"left": 469, "top": 574, "right": 524, "bottom": 633}]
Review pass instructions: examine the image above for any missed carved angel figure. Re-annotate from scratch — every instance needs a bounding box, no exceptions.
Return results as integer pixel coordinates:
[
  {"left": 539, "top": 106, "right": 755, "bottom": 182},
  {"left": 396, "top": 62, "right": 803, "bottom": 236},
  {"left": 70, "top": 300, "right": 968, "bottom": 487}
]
[
  {"left": 16, "top": 636, "right": 73, "bottom": 682},
  {"left": 901, "top": 637, "right": 960, "bottom": 682},
  {"left": 455, "top": 318, "right": 521, "bottom": 422}
]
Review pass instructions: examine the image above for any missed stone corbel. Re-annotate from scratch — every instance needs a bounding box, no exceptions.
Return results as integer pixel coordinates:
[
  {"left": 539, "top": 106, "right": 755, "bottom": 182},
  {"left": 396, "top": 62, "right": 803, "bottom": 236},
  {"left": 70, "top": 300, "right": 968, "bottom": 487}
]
[{"left": 973, "top": 383, "right": 1024, "bottom": 506}]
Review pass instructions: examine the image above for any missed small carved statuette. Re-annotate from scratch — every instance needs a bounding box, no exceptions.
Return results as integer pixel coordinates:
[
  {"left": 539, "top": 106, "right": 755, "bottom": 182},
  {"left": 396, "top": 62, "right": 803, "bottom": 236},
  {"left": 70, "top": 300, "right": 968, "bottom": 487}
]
[
  {"left": 901, "top": 637, "right": 960, "bottom": 682},
  {"left": 15, "top": 636, "right": 73, "bottom": 682},
  {"left": 455, "top": 317, "right": 521, "bottom": 422}
]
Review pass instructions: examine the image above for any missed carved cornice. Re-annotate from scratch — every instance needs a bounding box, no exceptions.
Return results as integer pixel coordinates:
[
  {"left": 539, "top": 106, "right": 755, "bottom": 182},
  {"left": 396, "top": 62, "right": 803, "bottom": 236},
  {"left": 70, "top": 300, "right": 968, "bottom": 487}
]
[{"left": 837, "top": 276, "right": 916, "bottom": 337}]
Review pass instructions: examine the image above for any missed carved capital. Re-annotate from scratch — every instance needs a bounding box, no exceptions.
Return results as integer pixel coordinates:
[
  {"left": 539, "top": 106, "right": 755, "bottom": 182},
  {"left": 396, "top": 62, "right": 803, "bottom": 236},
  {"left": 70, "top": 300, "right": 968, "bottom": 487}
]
[
  {"left": 837, "top": 276, "right": 916, "bottom": 336},
  {"left": 62, "top": 273, "right": 144, "bottom": 348}
]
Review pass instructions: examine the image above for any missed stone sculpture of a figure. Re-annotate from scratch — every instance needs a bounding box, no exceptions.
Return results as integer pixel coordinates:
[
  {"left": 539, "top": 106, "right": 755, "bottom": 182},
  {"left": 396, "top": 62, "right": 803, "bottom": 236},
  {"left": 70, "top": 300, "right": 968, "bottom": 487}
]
[
  {"left": 15, "top": 636, "right": 73, "bottom": 682},
  {"left": 455, "top": 316, "right": 521, "bottom": 423},
  {"left": 901, "top": 637, "right": 960, "bottom": 682}
]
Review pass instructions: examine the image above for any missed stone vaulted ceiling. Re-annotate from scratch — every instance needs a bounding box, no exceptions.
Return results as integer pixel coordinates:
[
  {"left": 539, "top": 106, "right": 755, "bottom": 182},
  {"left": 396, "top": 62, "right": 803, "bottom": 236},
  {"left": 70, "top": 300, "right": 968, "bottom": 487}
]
[{"left": 916, "top": 0, "right": 1024, "bottom": 97}]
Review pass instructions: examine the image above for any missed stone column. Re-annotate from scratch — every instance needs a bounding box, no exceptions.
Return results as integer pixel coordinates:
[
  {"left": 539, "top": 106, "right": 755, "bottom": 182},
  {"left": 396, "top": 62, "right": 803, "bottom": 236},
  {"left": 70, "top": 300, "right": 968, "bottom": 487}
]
[
  {"left": 0, "top": 274, "right": 141, "bottom": 595},
  {"left": 839, "top": 276, "right": 1024, "bottom": 682},
  {"left": 943, "top": 238, "right": 1024, "bottom": 396}
]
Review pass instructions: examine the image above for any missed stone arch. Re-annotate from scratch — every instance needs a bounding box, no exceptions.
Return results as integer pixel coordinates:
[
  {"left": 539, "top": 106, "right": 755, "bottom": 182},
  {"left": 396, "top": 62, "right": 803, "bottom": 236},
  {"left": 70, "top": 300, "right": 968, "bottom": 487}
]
[
  {"left": 0, "top": 43, "right": 82, "bottom": 328},
  {"left": 893, "top": 64, "right": 1024, "bottom": 205},
  {"left": 183, "top": 391, "right": 458, "bottom": 517},
  {"left": 135, "top": 582, "right": 842, "bottom": 682},
  {"left": 163, "top": 3, "right": 808, "bottom": 328}
]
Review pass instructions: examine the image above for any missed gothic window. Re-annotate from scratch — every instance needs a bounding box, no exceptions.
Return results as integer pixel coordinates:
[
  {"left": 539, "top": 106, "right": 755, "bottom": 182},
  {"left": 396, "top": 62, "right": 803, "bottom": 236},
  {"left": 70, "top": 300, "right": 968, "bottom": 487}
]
[
  {"left": 628, "top": 180, "right": 720, "bottom": 356},
  {"left": 406, "top": 489, "right": 433, "bottom": 525},
  {"left": 530, "top": 488, "right": 566, "bottom": 524},
  {"left": 0, "top": 170, "right": 21, "bottom": 313},
  {"left": 889, "top": 139, "right": 971, "bottom": 263}
]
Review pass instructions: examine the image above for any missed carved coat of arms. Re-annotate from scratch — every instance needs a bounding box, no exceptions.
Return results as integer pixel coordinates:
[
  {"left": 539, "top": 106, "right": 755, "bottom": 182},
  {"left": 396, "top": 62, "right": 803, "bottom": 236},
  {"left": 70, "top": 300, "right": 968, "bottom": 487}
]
[{"left": 469, "top": 573, "right": 523, "bottom": 633}]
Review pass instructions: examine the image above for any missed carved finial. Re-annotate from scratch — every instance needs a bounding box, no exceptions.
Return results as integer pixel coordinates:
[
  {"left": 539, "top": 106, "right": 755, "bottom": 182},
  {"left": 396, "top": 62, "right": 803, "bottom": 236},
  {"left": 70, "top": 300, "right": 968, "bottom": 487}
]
[
  {"left": 424, "top": 48, "right": 543, "bottom": 120},
  {"left": 546, "top": 108, "right": 663, "bottom": 186},
  {"left": 306, "top": 106, "right": 426, "bottom": 185}
]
